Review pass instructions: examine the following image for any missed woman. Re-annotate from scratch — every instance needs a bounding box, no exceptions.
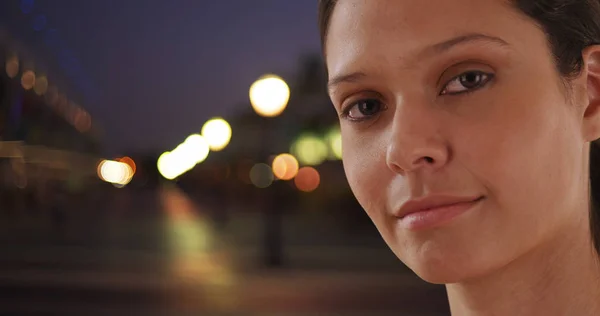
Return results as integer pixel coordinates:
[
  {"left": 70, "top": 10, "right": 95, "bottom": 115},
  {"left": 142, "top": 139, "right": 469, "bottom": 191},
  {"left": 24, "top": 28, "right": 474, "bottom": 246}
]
[{"left": 318, "top": 0, "right": 600, "bottom": 315}]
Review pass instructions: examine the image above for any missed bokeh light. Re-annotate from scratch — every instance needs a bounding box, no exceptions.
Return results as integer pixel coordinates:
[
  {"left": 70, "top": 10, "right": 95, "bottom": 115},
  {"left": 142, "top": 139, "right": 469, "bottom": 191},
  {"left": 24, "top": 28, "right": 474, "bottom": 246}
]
[
  {"left": 291, "top": 133, "right": 329, "bottom": 166},
  {"left": 6, "top": 56, "right": 19, "bottom": 78},
  {"left": 272, "top": 153, "right": 299, "bottom": 180},
  {"left": 118, "top": 156, "right": 137, "bottom": 174},
  {"left": 201, "top": 117, "right": 232, "bottom": 151},
  {"left": 34, "top": 75, "right": 48, "bottom": 95},
  {"left": 157, "top": 152, "right": 179, "bottom": 180},
  {"left": 21, "top": 70, "right": 36, "bottom": 90},
  {"left": 97, "top": 160, "right": 134, "bottom": 186},
  {"left": 157, "top": 134, "right": 210, "bottom": 180},
  {"left": 249, "top": 74, "right": 290, "bottom": 117},
  {"left": 183, "top": 134, "right": 210, "bottom": 164},
  {"left": 294, "top": 167, "right": 321, "bottom": 192},
  {"left": 74, "top": 108, "right": 92, "bottom": 133},
  {"left": 250, "top": 163, "right": 274, "bottom": 188},
  {"left": 326, "top": 126, "right": 343, "bottom": 160},
  {"left": 172, "top": 146, "right": 198, "bottom": 172}
]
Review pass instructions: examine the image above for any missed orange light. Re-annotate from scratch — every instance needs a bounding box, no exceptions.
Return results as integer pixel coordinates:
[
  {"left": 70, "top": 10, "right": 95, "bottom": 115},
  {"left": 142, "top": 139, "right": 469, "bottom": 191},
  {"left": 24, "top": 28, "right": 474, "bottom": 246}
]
[
  {"left": 21, "top": 70, "right": 36, "bottom": 90},
  {"left": 272, "top": 153, "right": 299, "bottom": 180},
  {"left": 74, "top": 109, "right": 92, "bottom": 133},
  {"left": 97, "top": 159, "right": 134, "bottom": 186},
  {"left": 34, "top": 75, "right": 48, "bottom": 95},
  {"left": 294, "top": 167, "right": 320, "bottom": 192},
  {"left": 5, "top": 56, "right": 19, "bottom": 78},
  {"left": 118, "top": 156, "right": 137, "bottom": 174}
]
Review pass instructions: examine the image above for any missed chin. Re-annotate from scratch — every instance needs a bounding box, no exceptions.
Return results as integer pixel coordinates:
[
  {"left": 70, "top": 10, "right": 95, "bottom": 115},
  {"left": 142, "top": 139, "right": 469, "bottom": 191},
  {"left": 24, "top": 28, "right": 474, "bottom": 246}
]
[
  {"left": 390, "top": 243, "right": 499, "bottom": 285},
  {"left": 409, "top": 260, "right": 475, "bottom": 284}
]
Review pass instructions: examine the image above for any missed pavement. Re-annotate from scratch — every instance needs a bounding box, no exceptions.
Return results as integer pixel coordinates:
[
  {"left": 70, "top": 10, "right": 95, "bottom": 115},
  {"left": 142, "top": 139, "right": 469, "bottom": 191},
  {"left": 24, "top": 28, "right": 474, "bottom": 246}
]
[{"left": 0, "top": 186, "right": 450, "bottom": 315}]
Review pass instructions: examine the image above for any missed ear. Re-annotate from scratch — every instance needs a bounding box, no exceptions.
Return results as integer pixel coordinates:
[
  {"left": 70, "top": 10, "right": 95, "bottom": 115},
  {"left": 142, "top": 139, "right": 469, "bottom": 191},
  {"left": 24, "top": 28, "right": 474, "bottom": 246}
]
[{"left": 581, "top": 45, "right": 600, "bottom": 142}]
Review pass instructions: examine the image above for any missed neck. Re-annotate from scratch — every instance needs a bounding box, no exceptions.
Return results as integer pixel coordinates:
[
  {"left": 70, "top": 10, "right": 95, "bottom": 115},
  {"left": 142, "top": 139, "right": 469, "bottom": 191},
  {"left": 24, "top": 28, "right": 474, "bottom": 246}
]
[{"left": 447, "top": 217, "right": 600, "bottom": 316}]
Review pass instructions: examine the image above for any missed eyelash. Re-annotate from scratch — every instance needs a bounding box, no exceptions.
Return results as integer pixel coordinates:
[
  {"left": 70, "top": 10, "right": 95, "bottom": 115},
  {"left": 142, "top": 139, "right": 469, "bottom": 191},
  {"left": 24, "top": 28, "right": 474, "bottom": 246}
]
[
  {"left": 339, "top": 70, "right": 494, "bottom": 122},
  {"left": 339, "top": 98, "right": 386, "bottom": 122}
]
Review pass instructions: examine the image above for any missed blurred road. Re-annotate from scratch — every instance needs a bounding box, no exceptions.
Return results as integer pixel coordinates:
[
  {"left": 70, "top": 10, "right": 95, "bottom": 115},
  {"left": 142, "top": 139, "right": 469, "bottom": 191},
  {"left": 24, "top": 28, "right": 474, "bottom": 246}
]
[{"left": 0, "top": 186, "right": 449, "bottom": 315}]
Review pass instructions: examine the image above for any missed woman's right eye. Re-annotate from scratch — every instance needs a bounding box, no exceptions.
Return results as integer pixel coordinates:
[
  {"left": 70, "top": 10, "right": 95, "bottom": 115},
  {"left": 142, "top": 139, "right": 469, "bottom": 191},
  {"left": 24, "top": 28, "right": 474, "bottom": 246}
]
[{"left": 341, "top": 98, "right": 384, "bottom": 122}]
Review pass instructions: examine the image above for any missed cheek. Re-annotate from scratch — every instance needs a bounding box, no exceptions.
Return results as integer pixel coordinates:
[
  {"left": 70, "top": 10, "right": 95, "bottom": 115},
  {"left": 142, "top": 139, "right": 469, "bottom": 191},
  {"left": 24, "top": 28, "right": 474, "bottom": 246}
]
[
  {"left": 341, "top": 131, "right": 391, "bottom": 220},
  {"left": 458, "top": 88, "right": 585, "bottom": 236}
]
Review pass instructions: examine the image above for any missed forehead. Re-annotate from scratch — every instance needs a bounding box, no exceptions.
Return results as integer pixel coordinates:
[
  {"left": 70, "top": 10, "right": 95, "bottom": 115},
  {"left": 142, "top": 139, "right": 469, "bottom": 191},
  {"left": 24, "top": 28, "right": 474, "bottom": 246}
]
[{"left": 325, "top": 0, "right": 541, "bottom": 76}]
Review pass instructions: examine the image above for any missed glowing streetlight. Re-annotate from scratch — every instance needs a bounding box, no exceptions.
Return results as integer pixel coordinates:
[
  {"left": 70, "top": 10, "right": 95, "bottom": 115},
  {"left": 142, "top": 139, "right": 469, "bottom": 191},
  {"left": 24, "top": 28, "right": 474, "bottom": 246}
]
[
  {"left": 294, "top": 166, "right": 321, "bottom": 192},
  {"left": 156, "top": 134, "right": 211, "bottom": 180},
  {"left": 291, "top": 133, "right": 329, "bottom": 166},
  {"left": 97, "top": 160, "right": 134, "bottom": 186},
  {"left": 201, "top": 117, "right": 232, "bottom": 151},
  {"left": 157, "top": 152, "right": 179, "bottom": 180},
  {"left": 21, "top": 70, "right": 36, "bottom": 90},
  {"left": 272, "top": 153, "right": 299, "bottom": 180},
  {"left": 249, "top": 74, "right": 290, "bottom": 117},
  {"left": 248, "top": 73, "right": 291, "bottom": 267},
  {"left": 183, "top": 134, "right": 210, "bottom": 164}
]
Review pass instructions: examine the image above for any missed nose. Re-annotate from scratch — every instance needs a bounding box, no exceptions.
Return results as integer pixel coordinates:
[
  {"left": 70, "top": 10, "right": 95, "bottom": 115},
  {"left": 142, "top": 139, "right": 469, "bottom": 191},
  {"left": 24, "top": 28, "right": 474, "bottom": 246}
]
[{"left": 385, "top": 105, "right": 450, "bottom": 174}]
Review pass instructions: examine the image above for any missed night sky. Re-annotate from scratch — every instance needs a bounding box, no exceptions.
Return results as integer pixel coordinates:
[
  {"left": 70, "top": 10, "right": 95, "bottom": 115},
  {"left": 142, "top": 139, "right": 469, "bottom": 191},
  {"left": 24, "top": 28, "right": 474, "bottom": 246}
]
[{"left": 0, "top": 0, "right": 321, "bottom": 154}]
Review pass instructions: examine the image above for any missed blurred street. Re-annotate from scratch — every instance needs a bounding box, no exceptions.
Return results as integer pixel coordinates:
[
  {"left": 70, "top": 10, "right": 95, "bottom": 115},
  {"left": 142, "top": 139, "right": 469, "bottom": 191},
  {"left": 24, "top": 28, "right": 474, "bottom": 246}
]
[
  {"left": 0, "top": 1, "right": 456, "bottom": 314},
  {"left": 0, "top": 186, "right": 449, "bottom": 316}
]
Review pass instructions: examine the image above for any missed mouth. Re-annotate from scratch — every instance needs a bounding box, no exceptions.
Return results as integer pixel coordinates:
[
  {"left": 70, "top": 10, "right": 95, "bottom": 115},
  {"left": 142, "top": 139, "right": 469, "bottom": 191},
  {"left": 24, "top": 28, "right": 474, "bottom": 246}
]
[{"left": 396, "top": 195, "right": 485, "bottom": 230}]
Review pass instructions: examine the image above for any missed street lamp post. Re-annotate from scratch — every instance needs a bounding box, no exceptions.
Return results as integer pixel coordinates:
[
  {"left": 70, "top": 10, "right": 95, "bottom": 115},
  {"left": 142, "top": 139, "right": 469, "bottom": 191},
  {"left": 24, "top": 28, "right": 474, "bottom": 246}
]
[{"left": 249, "top": 74, "right": 290, "bottom": 267}]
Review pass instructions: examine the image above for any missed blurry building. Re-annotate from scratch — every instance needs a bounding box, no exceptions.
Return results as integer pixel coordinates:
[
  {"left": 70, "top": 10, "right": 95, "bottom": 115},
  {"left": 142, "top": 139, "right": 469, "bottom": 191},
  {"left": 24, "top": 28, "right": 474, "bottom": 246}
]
[{"left": 0, "top": 29, "right": 103, "bottom": 209}]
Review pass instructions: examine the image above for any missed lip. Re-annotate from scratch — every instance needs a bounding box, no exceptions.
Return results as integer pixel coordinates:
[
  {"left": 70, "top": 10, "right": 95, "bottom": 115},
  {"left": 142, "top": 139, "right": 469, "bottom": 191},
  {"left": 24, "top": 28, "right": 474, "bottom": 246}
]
[{"left": 395, "top": 195, "right": 484, "bottom": 230}]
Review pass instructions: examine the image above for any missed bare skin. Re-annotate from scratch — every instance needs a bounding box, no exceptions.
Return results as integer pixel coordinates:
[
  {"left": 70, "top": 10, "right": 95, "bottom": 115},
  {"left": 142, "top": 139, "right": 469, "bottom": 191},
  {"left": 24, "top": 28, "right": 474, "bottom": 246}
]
[{"left": 324, "top": 0, "right": 600, "bottom": 315}]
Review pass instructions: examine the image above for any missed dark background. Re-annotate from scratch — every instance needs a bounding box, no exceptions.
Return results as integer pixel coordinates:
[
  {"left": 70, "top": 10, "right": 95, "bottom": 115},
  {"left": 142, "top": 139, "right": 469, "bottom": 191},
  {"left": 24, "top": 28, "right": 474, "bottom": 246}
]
[{"left": 0, "top": 1, "right": 449, "bottom": 315}]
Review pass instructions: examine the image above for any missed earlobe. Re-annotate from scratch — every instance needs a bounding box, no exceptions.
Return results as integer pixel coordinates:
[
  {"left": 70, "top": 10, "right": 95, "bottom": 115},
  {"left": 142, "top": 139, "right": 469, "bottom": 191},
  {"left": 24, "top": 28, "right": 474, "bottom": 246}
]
[{"left": 582, "top": 45, "right": 600, "bottom": 142}]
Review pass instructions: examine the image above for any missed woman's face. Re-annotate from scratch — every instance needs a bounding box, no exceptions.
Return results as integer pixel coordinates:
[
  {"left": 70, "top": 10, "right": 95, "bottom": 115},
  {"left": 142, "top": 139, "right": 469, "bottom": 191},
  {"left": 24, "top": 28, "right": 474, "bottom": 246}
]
[{"left": 326, "top": 0, "right": 592, "bottom": 283}]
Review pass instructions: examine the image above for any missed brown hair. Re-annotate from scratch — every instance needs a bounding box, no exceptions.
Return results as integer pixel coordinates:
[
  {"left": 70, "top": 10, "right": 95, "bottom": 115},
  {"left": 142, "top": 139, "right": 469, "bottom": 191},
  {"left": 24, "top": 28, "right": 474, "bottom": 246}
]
[{"left": 317, "top": 0, "right": 600, "bottom": 254}]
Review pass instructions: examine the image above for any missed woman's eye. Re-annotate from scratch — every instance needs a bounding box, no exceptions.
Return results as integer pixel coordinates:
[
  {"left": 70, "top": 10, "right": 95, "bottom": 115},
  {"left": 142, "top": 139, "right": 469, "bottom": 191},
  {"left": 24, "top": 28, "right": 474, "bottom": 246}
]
[
  {"left": 440, "top": 71, "right": 494, "bottom": 95},
  {"left": 342, "top": 99, "right": 384, "bottom": 121}
]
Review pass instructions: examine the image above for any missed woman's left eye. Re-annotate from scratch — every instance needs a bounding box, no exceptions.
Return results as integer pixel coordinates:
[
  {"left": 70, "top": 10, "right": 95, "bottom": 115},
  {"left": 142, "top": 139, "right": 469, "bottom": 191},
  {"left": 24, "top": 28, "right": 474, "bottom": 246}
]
[{"left": 440, "top": 71, "right": 494, "bottom": 95}]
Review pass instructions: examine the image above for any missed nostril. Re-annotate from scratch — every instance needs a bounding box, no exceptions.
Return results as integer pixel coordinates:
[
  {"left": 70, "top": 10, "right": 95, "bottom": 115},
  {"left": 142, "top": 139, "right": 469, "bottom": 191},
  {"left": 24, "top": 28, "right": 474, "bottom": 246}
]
[{"left": 424, "top": 156, "right": 434, "bottom": 164}]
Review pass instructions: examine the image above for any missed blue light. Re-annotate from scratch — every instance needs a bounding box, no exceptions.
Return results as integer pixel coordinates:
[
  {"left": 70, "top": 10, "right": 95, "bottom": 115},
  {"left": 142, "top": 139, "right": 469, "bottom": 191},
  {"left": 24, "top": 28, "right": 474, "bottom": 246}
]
[
  {"left": 32, "top": 14, "right": 47, "bottom": 31},
  {"left": 20, "top": 0, "right": 34, "bottom": 14}
]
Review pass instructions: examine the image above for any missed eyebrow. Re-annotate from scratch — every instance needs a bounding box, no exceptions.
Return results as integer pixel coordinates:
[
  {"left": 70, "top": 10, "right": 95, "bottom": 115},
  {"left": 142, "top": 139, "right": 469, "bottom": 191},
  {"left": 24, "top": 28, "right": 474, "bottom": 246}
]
[
  {"left": 327, "top": 71, "right": 367, "bottom": 91},
  {"left": 327, "top": 33, "right": 509, "bottom": 91},
  {"left": 427, "top": 33, "right": 509, "bottom": 55}
]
